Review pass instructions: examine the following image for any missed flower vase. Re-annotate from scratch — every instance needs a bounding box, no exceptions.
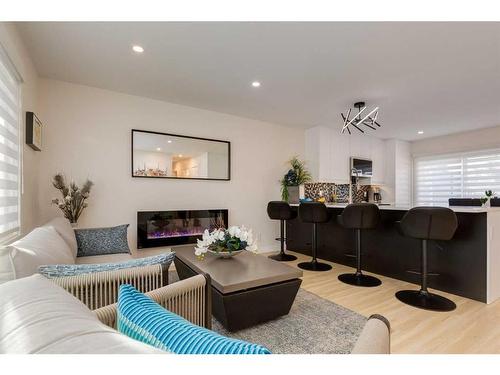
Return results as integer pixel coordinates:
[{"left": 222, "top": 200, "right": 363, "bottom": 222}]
[{"left": 287, "top": 186, "right": 300, "bottom": 204}]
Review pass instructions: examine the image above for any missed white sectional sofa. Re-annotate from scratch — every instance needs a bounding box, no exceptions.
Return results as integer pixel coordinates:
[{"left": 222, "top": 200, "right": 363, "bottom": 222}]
[
  {"left": 0, "top": 273, "right": 389, "bottom": 354},
  {"left": 0, "top": 274, "right": 162, "bottom": 354},
  {"left": 0, "top": 218, "right": 171, "bottom": 310},
  {"left": 0, "top": 217, "right": 135, "bottom": 283}
]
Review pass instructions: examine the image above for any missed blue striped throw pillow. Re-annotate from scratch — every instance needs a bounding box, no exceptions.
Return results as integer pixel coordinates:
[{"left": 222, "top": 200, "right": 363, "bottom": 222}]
[{"left": 117, "top": 284, "right": 271, "bottom": 354}]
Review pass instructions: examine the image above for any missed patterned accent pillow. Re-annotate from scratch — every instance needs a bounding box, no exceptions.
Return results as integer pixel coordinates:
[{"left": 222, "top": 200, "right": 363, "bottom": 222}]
[
  {"left": 117, "top": 284, "right": 271, "bottom": 354},
  {"left": 38, "top": 252, "right": 175, "bottom": 278},
  {"left": 75, "top": 224, "right": 130, "bottom": 257}
]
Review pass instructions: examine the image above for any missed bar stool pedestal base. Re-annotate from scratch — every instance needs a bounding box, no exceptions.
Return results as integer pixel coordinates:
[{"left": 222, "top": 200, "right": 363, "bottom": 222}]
[
  {"left": 395, "top": 290, "right": 456, "bottom": 312},
  {"left": 268, "top": 253, "right": 297, "bottom": 262},
  {"left": 297, "top": 260, "right": 332, "bottom": 271},
  {"left": 338, "top": 273, "right": 381, "bottom": 287}
]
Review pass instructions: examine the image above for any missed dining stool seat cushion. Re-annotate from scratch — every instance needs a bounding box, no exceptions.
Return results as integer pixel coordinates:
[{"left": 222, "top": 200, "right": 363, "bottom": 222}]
[
  {"left": 338, "top": 203, "right": 380, "bottom": 229},
  {"left": 399, "top": 207, "right": 458, "bottom": 241},
  {"left": 267, "top": 201, "right": 296, "bottom": 221},
  {"left": 298, "top": 202, "right": 329, "bottom": 223}
]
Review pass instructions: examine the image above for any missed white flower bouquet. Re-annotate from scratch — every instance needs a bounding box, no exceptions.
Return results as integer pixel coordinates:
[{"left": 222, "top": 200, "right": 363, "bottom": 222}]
[{"left": 195, "top": 226, "right": 258, "bottom": 259}]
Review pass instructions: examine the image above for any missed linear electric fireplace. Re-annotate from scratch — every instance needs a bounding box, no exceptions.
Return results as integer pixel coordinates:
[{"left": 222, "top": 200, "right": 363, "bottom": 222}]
[{"left": 137, "top": 209, "right": 228, "bottom": 249}]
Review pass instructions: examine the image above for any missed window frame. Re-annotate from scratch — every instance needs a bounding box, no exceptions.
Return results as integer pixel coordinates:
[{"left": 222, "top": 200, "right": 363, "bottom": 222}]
[
  {"left": 0, "top": 42, "right": 23, "bottom": 245},
  {"left": 413, "top": 147, "right": 500, "bottom": 206}
]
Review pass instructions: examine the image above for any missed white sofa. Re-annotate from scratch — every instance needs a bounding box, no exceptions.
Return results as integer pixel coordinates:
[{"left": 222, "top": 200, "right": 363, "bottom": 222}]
[
  {"left": 0, "top": 274, "right": 166, "bottom": 353},
  {"left": 0, "top": 273, "right": 388, "bottom": 354},
  {"left": 0, "top": 217, "right": 134, "bottom": 284},
  {"left": 0, "top": 218, "right": 169, "bottom": 310}
]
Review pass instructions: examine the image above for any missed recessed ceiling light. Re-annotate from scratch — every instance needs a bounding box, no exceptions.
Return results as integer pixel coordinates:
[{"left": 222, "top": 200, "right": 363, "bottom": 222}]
[
  {"left": 417, "top": 130, "right": 424, "bottom": 135},
  {"left": 156, "top": 147, "right": 161, "bottom": 151},
  {"left": 251, "top": 81, "right": 261, "bottom": 88},
  {"left": 167, "top": 140, "right": 172, "bottom": 143},
  {"left": 132, "top": 45, "right": 144, "bottom": 53}
]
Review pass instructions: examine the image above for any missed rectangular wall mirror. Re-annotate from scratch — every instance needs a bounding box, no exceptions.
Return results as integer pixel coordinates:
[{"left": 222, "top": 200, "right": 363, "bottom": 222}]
[{"left": 131, "top": 130, "right": 231, "bottom": 180}]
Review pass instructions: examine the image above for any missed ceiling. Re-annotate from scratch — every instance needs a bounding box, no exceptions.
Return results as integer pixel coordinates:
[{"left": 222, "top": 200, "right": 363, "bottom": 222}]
[{"left": 16, "top": 22, "right": 500, "bottom": 141}]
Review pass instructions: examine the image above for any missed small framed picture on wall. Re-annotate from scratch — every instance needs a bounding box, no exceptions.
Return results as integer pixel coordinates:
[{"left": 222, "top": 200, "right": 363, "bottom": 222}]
[{"left": 26, "top": 111, "right": 42, "bottom": 151}]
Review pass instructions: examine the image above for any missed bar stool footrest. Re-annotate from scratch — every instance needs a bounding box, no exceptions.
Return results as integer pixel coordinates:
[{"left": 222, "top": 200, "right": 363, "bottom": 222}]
[{"left": 406, "top": 270, "right": 440, "bottom": 276}]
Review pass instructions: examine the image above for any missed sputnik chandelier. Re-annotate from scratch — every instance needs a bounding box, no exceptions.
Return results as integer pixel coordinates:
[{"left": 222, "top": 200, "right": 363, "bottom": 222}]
[{"left": 341, "top": 101, "right": 381, "bottom": 134}]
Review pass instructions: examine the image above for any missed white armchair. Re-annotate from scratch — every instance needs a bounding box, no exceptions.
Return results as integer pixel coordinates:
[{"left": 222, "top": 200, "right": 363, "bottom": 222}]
[
  {"left": 50, "top": 263, "right": 168, "bottom": 310},
  {"left": 94, "top": 273, "right": 212, "bottom": 329}
]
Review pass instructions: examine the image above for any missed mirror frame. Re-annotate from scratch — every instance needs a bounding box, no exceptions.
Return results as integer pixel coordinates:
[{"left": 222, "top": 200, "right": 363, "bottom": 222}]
[{"left": 131, "top": 129, "right": 231, "bottom": 181}]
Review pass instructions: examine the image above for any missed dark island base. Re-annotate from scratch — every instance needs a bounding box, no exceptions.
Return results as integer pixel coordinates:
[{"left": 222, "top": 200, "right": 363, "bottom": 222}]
[{"left": 286, "top": 207, "right": 487, "bottom": 302}]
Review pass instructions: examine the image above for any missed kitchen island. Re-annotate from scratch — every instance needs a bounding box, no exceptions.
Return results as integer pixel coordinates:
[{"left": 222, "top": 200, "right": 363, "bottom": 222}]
[{"left": 287, "top": 203, "right": 500, "bottom": 303}]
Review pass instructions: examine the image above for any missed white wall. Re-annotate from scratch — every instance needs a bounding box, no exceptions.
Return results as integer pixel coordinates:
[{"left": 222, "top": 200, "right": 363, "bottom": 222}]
[
  {"left": 384, "top": 139, "right": 411, "bottom": 206},
  {"left": 37, "top": 79, "right": 304, "bottom": 254},
  {"left": 304, "top": 126, "right": 322, "bottom": 181},
  {"left": 0, "top": 23, "right": 39, "bottom": 235},
  {"left": 411, "top": 125, "right": 500, "bottom": 157}
]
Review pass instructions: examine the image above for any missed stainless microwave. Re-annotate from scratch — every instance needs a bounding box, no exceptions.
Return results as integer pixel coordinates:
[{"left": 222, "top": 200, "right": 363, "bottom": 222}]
[{"left": 350, "top": 157, "right": 372, "bottom": 177}]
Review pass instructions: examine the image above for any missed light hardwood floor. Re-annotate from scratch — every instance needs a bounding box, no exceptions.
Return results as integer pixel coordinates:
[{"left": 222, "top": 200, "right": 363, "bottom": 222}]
[{"left": 284, "top": 251, "right": 500, "bottom": 354}]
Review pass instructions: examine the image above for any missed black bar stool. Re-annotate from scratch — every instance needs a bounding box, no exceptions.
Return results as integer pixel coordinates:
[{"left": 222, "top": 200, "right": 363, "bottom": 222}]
[
  {"left": 297, "top": 202, "right": 332, "bottom": 271},
  {"left": 337, "top": 203, "right": 382, "bottom": 287},
  {"left": 266, "top": 201, "right": 298, "bottom": 261},
  {"left": 395, "top": 207, "right": 458, "bottom": 312}
]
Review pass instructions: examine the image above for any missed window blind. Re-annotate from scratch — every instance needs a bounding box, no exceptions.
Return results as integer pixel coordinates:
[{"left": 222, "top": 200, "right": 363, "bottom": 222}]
[
  {"left": 0, "top": 48, "right": 21, "bottom": 242},
  {"left": 414, "top": 149, "right": 500, "bottom": 206}
]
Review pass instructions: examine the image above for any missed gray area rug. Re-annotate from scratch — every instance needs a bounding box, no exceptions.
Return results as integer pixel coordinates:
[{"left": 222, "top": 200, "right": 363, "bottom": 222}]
[
  {"left": 169, "top": 271, "right": 366, "bottom": 354},
  {"left": 212, "top": 289, "right": 366, "bottom": 354}
]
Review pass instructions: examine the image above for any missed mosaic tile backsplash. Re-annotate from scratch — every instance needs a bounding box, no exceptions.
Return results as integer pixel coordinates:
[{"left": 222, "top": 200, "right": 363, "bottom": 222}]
[{"left": 304, "top": 182, "right": 371, "bottom": 203}]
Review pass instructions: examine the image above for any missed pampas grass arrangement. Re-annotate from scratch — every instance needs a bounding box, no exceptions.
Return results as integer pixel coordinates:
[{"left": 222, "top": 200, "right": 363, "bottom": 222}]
[{"left": 51, "top": 173, "right": 93, "bottom": 224}]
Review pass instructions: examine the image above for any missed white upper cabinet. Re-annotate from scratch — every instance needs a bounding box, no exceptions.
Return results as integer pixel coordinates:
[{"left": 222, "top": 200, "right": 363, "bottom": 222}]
[
  {"left": 330, "top": 130, "right": 350, "bottom": 183},
  {"left": 349, "top": 134, "right": 371, "bottom": 160},
  {"left": 305, "top": 126, "right": 386, "bottom": 185}
]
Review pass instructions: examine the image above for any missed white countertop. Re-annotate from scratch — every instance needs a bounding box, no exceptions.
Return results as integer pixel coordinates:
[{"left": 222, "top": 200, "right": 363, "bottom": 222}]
[{"left": 290, "top": 203, "right": 500, "bottom": 213}]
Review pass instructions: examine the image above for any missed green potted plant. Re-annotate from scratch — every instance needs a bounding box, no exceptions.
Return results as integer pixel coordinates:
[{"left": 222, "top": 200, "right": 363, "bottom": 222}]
[
  {"left": 280, "top": 156, "right": 312, "bottom": 203},
  {"left": 480, "top": 190, "right": 495, "bottom": 207}
]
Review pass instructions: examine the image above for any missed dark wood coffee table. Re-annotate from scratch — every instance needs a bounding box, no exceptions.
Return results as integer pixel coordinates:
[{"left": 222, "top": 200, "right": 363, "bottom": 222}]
[{"left": 174, "top": 247, "right": 303, "bottom": 332}]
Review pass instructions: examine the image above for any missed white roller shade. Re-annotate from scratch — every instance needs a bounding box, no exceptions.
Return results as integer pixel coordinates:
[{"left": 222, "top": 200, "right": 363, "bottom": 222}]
[
  {"left": 0, "top": 47, "right": 21, "bottom": 242},
  {"left": 414, "top": 149, "right": 500, "bottom": 206}
]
